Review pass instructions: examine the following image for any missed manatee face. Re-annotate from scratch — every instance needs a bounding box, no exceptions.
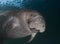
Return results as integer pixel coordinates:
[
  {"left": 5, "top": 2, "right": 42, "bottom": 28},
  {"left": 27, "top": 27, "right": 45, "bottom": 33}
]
[
  {"left": 2, "top": 10, "right": 46, "bottom": 42},
  {"left": 17, "top": 10, "right": 46, "bottom": 33},
  {"left": 29, "top": 14, "right": 46, "bottom": 33}
]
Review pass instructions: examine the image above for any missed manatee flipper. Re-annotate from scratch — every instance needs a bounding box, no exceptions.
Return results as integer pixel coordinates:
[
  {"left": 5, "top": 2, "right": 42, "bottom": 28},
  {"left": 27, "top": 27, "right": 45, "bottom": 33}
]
[{"left": 27, "top": 33, "right": 37, "bottom": 43}]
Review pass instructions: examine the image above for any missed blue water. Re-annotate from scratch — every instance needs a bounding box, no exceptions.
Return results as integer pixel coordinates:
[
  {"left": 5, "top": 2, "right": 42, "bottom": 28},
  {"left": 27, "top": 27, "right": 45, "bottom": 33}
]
[{"left": 0, "top": 0, "right": 47, "bottom": 10}]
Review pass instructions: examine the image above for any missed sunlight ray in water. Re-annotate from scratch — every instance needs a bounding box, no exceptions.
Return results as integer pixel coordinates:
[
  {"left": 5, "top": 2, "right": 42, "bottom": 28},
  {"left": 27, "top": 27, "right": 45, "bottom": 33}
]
[{"left": 0, "top": 0, "right": 24, "bottom": 7}]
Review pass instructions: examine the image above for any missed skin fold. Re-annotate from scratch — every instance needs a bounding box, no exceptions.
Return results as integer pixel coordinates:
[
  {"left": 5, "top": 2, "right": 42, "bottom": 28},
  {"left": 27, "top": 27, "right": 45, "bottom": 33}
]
[{"left": 0, "top": 9, "right": 46, "bottom": 43}]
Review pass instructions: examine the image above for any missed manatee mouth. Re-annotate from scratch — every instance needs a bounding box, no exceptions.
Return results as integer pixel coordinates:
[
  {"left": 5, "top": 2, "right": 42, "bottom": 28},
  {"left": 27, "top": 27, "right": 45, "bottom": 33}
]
[{"left": 30, "top": 28, "right": 40, "bottom": 33}]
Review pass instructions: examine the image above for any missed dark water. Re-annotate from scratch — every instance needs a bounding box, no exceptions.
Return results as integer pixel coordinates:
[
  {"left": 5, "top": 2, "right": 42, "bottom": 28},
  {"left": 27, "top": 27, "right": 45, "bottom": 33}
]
[{"left": 0, "top": 0, "right": 60, "bottom": 44}]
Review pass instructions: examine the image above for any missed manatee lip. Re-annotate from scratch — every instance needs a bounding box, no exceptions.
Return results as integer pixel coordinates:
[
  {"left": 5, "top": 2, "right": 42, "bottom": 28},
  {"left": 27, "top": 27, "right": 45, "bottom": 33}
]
[{"left": 30, "top": 28, "right": 40, "bottom": 33}]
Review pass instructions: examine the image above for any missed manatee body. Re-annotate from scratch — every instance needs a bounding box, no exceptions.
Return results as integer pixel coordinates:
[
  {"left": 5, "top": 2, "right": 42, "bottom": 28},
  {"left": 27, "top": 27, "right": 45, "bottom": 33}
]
[{"left": 0, "top": 10, "right": 46, "bottom": 42}]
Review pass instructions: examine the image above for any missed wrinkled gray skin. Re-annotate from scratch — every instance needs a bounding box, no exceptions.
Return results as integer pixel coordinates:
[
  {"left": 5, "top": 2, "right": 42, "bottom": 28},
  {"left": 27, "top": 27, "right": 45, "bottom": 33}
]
[{"left": 0, "top": 10, "right": 46, "bottom": 43}]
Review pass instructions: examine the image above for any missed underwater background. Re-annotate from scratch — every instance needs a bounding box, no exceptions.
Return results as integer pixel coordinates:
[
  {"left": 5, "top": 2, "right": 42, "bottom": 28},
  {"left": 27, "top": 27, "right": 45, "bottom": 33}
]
[{"left": 0, "top": 0, "right": 60, "bottom": 44}]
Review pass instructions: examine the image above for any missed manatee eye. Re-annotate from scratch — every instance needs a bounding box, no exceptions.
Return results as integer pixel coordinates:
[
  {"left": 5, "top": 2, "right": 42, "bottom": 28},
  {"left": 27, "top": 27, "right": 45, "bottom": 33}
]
[
  {"left": 27, "top": 20, "right": 30, "bottom": 24},
  {"left": 42, "top": 25, "right": 45, "bottom": 27}
]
